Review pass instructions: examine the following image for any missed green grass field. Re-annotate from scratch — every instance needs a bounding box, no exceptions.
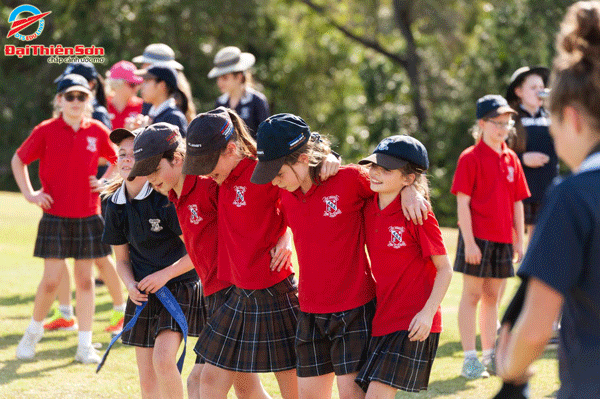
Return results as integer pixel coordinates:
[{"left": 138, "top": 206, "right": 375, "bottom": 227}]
[{"left": 0, "top": 191, "right": 559, "bottom": 398}]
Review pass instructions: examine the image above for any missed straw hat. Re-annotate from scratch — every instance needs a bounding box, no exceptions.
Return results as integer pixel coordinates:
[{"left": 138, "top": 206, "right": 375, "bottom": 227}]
[
  {"left": 132, "top": 43, "right": 183, "bottom": 70},
  {"left": 207, "top": 46, "right": 255, "bottom": 79}
]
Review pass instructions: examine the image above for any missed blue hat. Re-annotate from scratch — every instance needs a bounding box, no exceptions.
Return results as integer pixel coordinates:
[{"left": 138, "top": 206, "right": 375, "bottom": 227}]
[
  {"left": 54, "top": 62, "right": 98, "bottom": 83},
  {"left": 127, "top": 122, "right": 181, "bottom": 181},
  {"left": 137, "top": 65, "right": 178, "bottom": 92},
  {"left": 250, "top": 113, "right": 311, "bottom": 184},
  {"left": 476, "top": 94, "right": 517, "bottom": 119},
  {"left": 56, "top": 73, "right": 92, "bottom": 95},
  {"left": 359, "top": 135, "right": 429, "bottom": 172}
]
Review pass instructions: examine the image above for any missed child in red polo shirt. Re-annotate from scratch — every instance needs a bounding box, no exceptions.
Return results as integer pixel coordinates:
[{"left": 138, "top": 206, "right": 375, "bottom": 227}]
[
  {"left": 13, "top": 74, "right": 117, "bottom": 364},
  {"left": 355, "top": 135, "right": 452, "bottom": 396},
  {"left": 451, "top": 95, "right": 530, "bottom": 379},
  {"left": 106, "top": 61, "right": 144, "bottom": 130}
]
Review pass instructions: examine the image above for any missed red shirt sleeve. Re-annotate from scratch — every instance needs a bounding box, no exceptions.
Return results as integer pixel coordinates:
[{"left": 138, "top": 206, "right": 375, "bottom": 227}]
[
  {"left": 96, "top": 124, "right": 117, "bottom": 164},
  {"left": 451, "top": 149, "right": 476, "bottom": 197},
  {"left": 16, "top": 124, "right": 46, "bottom": 165},
  {"left": 415, "top": 211, "right": 447, "bottom": 258}
]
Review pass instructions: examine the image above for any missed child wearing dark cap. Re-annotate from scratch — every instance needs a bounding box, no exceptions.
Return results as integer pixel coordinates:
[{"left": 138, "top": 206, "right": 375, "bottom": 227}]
[
  {"left": 451, "top": 95, "right": 530, "bottom": 379},
  {"left": 355, "top": 135, "right": 452, "bottom": 396},
  {"left": 13, "top": 74, "right": 117, "bottom": 364}
]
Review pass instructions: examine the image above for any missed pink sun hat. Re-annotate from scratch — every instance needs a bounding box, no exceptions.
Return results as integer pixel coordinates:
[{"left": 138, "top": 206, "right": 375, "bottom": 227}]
[{"left": 107, "top": 61, "right": 143, "bottom": 85}]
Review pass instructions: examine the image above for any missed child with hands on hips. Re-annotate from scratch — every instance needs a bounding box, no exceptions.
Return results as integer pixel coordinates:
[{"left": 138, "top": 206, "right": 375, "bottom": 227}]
[
  {"left": 451, "top": 95, "right": 530, "bottom": 379},
  {"left": 101, "top": 123, "right": 202, "bottom": 399},
  {"left": 355, "top": 135, "right": 452, "bottom": 397}
]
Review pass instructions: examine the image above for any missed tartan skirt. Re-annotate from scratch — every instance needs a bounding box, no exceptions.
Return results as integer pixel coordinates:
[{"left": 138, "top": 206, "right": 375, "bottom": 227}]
[
  {"left": 195, "top": 276, "right": 299, "bottom": 372},
  {"left": 34, "top": 213, "right": 111, "bottom": 259},
  {"left": 121, "top": 277, "right": 205, "bottom": 347},
  {"left": 453, "top": 232, "right": 514, "bottom": 278},
  {"left": 194, "top": 285, "right": 234, "bottom": 364},
  {"left": 356, "top": 331, "right": 440, "bottom": 393},
  {"left": 523, "top": 202, "right": 541, "bottom": 226}
]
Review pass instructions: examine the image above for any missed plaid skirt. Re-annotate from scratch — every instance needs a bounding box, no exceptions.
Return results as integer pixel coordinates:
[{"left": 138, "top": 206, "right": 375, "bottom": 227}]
[
  {"left": 194, "top": 285, "right": 234, "bottom": 364},
  {"left": 195, "top": 276, "right": 299, "bottom": 372},
  {"left": 356, "top": 331, "right": 440, "bottom": 393},
  {"left": 453, "top": 232, "right": 514, "bottom": 278},
  {"left": 34, "top": 213, "right": 111, "bottom": 259},
  {"left": 296, "top": 299, "right": 375, "bottom": 377},
  {"left": 523, "top": 202, "right": 541, "bottom": 226},
  {"left": 121, "top": 277, "right": 205, "bottom": 347}
]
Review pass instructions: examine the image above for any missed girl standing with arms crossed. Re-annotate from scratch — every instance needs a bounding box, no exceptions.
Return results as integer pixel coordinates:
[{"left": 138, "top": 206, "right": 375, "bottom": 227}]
[
  {"left": 13, "top": 74, "right": 116, "bottom": 363},
  {"left": 451, "top": 95, "right": 530, "bottom": 379},
  {"left": 101, "top": 123, "right": 203, "bottom": 399},
  {"left": 356, "top": 135, "right": 452, "bottom": 397}
]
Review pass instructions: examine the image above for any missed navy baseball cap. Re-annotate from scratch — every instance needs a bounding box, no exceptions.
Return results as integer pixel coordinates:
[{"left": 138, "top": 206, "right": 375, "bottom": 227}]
[
  {"left": 127, "top": 123, "right": 181, "bottom": 181},
  {"left": 476, "top": 95, "right": 517, "bottom": 120},
  {"left": 109, "top": 127, "right": 142, "bottom": 145},
  {"left": 137, "top": 65, "right": 178, "bottom": 92},
  {"left": 183, "top": 107, "right": 235, "bottom": 176},
  {"left": 251, "top": 114, "right": 311, "bottom": 185},
  {"left": 54, "top": 62, "right": 98, "bottom": 83},
  {"left": 359, "top": 135, "right": 429, "bottom": 172},
  {"left": 56, "top": 74, "right": 92, "bottom": 95}
]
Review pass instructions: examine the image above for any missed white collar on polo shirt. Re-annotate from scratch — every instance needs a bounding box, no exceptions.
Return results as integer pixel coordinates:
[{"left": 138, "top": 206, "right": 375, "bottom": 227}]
[{"left": 111, "top": 180, "right": 154, "bottom": 204}]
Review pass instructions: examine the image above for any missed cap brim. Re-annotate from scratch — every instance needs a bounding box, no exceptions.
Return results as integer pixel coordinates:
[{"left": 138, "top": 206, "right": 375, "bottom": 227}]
[
  {"left": 207, "top": 53, "right": 255, "bottom": 78},
  {"left": 62, "top": 85, "right": 92, "bottom": 96},
  {"left": 127, "top": 153, "right": 163, "bottom": 181},
  {"left": 483, "top": 106, "right": 517, "bottom": 119},
  {"left": 132, "top": 56, "right": 183, "bottom": 70},
  {"left": 182, "top": 151, "right": 221, "bottom": 176},
  {"left": 110, "top": 128, "right": 135, "bottom": 145},
  {"left": 358, "top": 153, "right": 408, "bottom": 170},
  {"left": 250, "top": 158, "right": 286, "bottom": 185}
]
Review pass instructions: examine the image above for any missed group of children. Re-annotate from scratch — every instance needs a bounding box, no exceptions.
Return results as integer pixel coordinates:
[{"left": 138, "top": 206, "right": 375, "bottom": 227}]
[{"left": 14, "top": 7, "right": 600, "bottom": 395}]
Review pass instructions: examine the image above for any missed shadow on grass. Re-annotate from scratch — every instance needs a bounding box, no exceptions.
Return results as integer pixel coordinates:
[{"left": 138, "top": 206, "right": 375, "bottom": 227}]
[
  {"left": 0, "top": 333, "right": 71, "bottom": 351},
  {"left": 434, "top": 340, "right": 463, "bottom": 358},
  {"left": 418, "top": 375, "right": 473, "bottom": 397},
  {"left": 0, "top": 294, "right": 36, "bottom": 307}
]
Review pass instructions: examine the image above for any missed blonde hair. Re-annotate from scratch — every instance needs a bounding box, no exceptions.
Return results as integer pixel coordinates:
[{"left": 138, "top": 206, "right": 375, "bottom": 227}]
[{"left": 280, "top": 133, "right": 332, "bottom": 185}]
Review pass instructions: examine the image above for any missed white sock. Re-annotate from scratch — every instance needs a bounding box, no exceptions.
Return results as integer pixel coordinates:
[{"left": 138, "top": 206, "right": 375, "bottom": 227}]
[
  {"left": 59, "top": 305, "right": 73, "bottom": 319},
  {"left": 113, "top": 304, "right": 126, "bottom": 313},
  {"left": 482, "top": 349, "right": 494, "bottom": 363},
  {"left": 464, "top": 350, "right": 477, "bottom": 360},
  {"left": 78, "top": 331, "right": 92, "bottom": 348},
  {"left": 28, "top": 319, "right": 44, "bottom": 335}
]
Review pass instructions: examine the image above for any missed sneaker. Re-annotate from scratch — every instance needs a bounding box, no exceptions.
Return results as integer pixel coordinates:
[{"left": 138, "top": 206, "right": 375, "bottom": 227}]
[
  {"left": 75, "top": 345, "right": 101, "bottom": 364},
  {"left": 483, "top": 354, "right": 496, "bottom": 376},
  {"left": 461, "top": 357, "right": 490, "bottom": 379},
  {"left": 16, "top": 329, "right": 43, "bottom": 360},
  {"left": 105, "top": 309, "right": 124, "bottom": 333},
  {"left": 43, "top": 308, "right": 77, "bottom": 331}
]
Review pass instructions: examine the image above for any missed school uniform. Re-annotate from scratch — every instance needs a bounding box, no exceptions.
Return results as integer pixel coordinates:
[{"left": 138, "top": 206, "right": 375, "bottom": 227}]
[
  {"left": 107, "top": 95, "right": 143, "bottom": 130},
  {"left": 149, "top": 98, "right": 188, "bottom": 137},
  {"left": 357, "top": 196, "right": 446, "bottom": 392},
  {"left": 517, "top": 149, "right": 600, "bottom": 399},
  {"left": 102, "top": 181, "right": 203, "bottom": 347},
  {"left": 451, "top": 140, "right": 530, "bottom": 277},
  {"left": 280, "top": 165, "right": 376, "bottom": 377},
  {"left": 92, "top": 99, "right": 112, "bottom": 129},
  {"left": 215, "top": 88, "right": 269, "bottom": 137},
  {"left": 16, "top": 116, "right": 116, "bottom": 259},
  {"left": 195, "top": 157, "right": 298, "bottom": 373}
]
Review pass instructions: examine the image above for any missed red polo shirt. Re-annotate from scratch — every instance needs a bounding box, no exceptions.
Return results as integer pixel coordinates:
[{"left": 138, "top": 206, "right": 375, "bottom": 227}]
[
  {"left": 281, "top": 165, "right": 375, "bottom": 313},
  {"left": 169, "top": 175, "right": 231, "bottom": 296},
  {"left": 451, "top": 141, "right": 530, "bottom": 243},
  {"left": 107, "top": 96, "right": 143, "bottom": 129},
  {"left": 217, "top": 157, "right": 292, "bottom": 289},
  {"left": 365, "top": 195, "right": 446, "bottom": 336},
  {"left": 16, "top": 116, "right": 117, "bottom": 218}
]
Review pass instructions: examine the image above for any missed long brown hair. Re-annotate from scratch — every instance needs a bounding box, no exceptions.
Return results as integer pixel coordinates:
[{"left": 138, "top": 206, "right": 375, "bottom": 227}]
[
  {"left": 279, "top": 133, "right": 332, "bottom": 186},
  {"left": 223, "top": 108, "right": 257, "bottom": 159}
]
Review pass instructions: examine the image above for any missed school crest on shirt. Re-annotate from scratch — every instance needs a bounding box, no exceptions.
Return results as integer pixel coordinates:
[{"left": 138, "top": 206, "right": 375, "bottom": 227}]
[
  {"left": 507, "top": 166, "right": 515, "bottom": 183},
  {"left": 239, "top": 107, "right": 250, "bottom": 120},
  {"left": 233, "top": 186, "right": 247, "bottom": 207},
  {"left": 322, "top": 195, "right": 341, "bottom": 218},
  {"left": 148, "top": 218, "right": 163, "bottom": 232},
  {"left": 86, "top": 136, "right": 97, "bottom": 152},
  {"left": 188, "top": 204, "right": 203, "bottom": 225},
  {"left": 388, "top": 226, "right": 407, "bottom": 249}
]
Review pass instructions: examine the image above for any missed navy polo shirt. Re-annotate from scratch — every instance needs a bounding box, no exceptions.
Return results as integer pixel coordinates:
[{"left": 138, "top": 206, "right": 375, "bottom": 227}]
[
  {"left": 517, "top": 106, "right": 558, "bottom": 203},
  {"left": 152, "top": 106, "right": 187, "bottom": 137},
  {"left": 102, "top": 181, "right": 196, "bottom": 283},
  {"left": 215, "top": 87, "right": 269, "bottom": 137},
  {"left": 518, "top": 151, "right": 600, "bottom": 398},
  {"left": 92, "top": 99, "right": 112, "bottom": 130}
]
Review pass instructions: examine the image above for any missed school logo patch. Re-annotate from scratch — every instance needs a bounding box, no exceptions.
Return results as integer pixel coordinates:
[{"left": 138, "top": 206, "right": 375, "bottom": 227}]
[
  {"left": 148, "top": 218, "right": 163, "bottom": 232},
  {"left": 86, "top": 137, "right": 97, "bottom": 152},
  {"left": 387, "top": 226, "right": 406, "bottom": 249},
  {"left": 188, "top": 204, "right": 203, "bottom": 225},
  {"left": 240, "top": 107, "right": 250, "bottom": 120},
  {"left": 507, "top": 166, "right": 515, "bottom": 183},
  {"left": 376, "top": 138, "right": 394, "bottom": 152},
  {"left": 233, "top": 186, "right": 247, "bottom": 207},
  {"left": 322, "top": 195, "right": 341, "bottom": 218}
]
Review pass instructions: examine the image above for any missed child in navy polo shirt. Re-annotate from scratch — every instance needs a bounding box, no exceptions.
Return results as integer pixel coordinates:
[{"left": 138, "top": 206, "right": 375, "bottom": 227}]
[
  {"left": 451, "top": 95, "right": 530, "bottom": 379},
  {"left": 101, "top": 123, "right": 202, "bottom": 399},
  {"left": 494, "top": 3, "right": 600, "bottom": 397},
  {"left": 355, "top": 135, "right": 452, "bottom": 396}
]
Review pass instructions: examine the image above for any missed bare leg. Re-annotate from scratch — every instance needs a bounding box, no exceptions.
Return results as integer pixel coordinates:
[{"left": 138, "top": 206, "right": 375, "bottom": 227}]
[
  {"left": 32, "top": 259, "right": 68, "bottom": 322},
  {"left": 199, "top": 363, "right": 235, "bottom": 399},
  {"left": 458, "top": 275, "right": 484, "bottom": 352},
  {"left": 73, "top": 259, "right": 94, "bottom": 331},
  {"left": 298, "top": 373, "right": 335, "bottom": 399},
  {"left": 274, "top": 369, "right": 298, "bottom": 399},
  {"left": 56, "top": 265, "right": 72, "bottom": 307},
  {"left": 187, "top": 363, "right": 203, "bottom": 399},
  {"left": 136, "top": 346, "right": 160, "bottom": 399},
  {"left": 336, "top": 372, "right": 365, "bottom": 399},
  {"left": 365, "top": 381, "right": 396, "bottom": 399},
  {"left": 232, "top": 372, "right": 271, "bottom": 399},
  {"left": 153, "top": 330, "right": 184, "bottom": 399},
  {"left": 94, "top": 255, "right": 125, "bottom": 306},
  {"left": 479, "top": 278, "right": 504, "bottom": 351}
]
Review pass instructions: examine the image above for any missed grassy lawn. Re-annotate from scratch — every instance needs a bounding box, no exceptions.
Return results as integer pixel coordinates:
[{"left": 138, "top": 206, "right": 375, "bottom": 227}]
[{"left": 0, "top": 191, "right": 559, "bottom": 398}]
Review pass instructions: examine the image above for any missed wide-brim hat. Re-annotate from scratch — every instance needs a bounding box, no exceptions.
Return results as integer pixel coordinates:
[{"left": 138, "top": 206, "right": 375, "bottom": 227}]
[
  {"left": 506, "top": 66, "right": 550, "bottom": 104},
  {"left": 207, "top": 46, "right": 255, "bottom": 79},
  {"left": 132, "top": 43, "right": 184, "bottom": 70}
]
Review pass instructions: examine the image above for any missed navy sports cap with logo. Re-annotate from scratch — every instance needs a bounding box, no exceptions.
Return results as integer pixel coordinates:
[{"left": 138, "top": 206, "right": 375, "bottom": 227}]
[
  {"left": 136, "top": 65, "right": 179, "bottom": 92},
  {"left": 250, "top": 113, "right": 311, "bottom": 185},
  {"left": 182, "top": 107, "right": 235, "bottom": 176},
  {"left": 359, "top": 135, "right": 429, "bottom": 172},
  {"left": 109, "top": 126, "right": 143, "bottom": 145},
  {"left": 54, "top": 62, "right": 98, "bottom": 83},
  {"left": 56, "top": 74, "right": 92, "bottom": 95},
  {"left": 476, "top": 94, "right": 517, "bottom": 120},
  {"left": 127, "top": 122, "right": 181, "bottom": 181}
]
